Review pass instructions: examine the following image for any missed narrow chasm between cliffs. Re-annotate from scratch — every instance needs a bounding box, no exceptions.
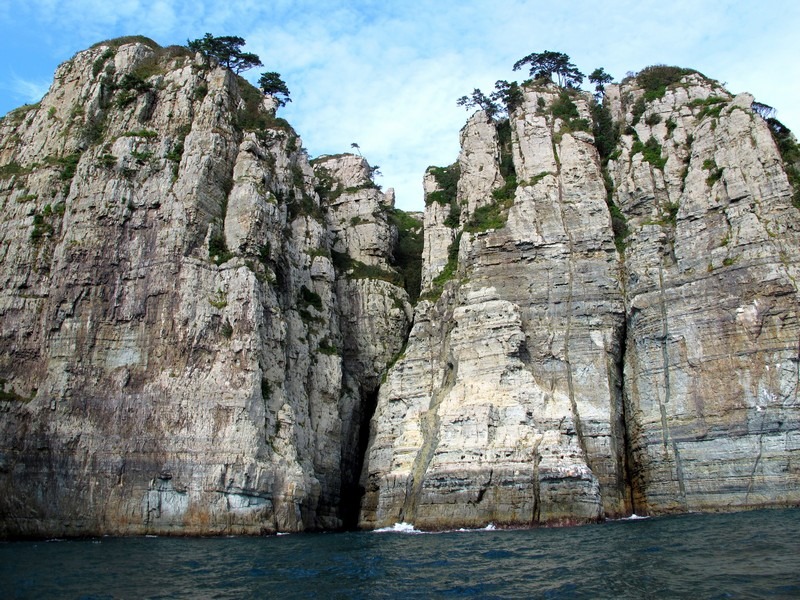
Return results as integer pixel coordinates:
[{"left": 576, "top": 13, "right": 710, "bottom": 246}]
[{"left": 339, "top": 386, "right": 381, "bottom": 529}]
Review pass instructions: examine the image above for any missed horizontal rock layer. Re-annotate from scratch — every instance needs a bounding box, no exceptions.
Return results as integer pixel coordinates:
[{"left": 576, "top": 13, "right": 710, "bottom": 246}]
[
  {"left": 360, "top": 76, "right": 800, "bottom": 529},
  {"left": 0, "top": 41, "right": 411, "bottom": 536}
]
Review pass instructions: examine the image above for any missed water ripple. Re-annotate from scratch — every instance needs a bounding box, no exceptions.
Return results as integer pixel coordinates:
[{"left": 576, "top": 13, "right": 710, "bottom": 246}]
[{"left": 1, "top": 508, "right": 799, "bottom": 599}]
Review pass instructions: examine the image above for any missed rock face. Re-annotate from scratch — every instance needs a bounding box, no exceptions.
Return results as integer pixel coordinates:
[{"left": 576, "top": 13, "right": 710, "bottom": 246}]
[
  {"left": 360, "top": 86, "right": 629, "bottom": 529},
  {"left": 359, "top": 74, "right": 800, "bottom": 529},
  {"left": 607, "top": 75, "right": 800, "bottom": 512},
  {"left": 2, "top": 45, "right": 799, "bottom": 536},
  {"left": 0, "top": 39, "right": 410, "bottom": 536}
]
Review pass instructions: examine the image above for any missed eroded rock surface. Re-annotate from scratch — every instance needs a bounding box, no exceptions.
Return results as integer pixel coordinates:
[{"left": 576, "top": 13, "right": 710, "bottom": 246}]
[
  {"left": 2, "top": 45, "right": 799, "bottom": 536},
  {"left": 360, "top": 75, "right": 800, "bottom": 529},
  {"left": 0, "top": 40, "right": 410, "bottom": 536},
  {"left": 607, "top": 76, "right": 800, "bottom": 512}
]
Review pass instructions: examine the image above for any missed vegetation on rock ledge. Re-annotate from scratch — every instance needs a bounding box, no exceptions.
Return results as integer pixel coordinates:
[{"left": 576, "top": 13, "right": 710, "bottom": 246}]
[
  {"left": 766, "top": 118, "right": 800, "bottom": 208},
  {"left": 187, "top": 33, "right": 262, "bottom": 74},
  {"left": 388, "top": 209, "right": 423, "bottom": 302}
]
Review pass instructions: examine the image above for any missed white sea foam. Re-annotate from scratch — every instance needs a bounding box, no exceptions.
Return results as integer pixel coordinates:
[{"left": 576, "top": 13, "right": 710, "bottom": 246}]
[
  {"left": 456, "top": 522, "right": 497, "bottom": 532},
  {"left": 375, "top": 521, "right": 499, "bottom": 534},
  {"left": 621, "top": 514, "right": 650, "bottom": 521},
  {"left": 373, "top": 522, "right": 422, "bottom": 534}
]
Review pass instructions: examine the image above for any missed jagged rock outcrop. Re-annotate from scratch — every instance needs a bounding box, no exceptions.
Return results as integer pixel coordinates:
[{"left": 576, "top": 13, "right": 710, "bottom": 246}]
[
  {"left": 421, "top": 170, "right": 457, "bottom": 289},
  {"left": 360, "top": 85, "right": 628, "bottom": 529},
  {"left": 2, "top": 42, "right": 799, "bottom": 536},
  {"left": 360, "top": 73, "right": 800, "bottom": 529},
  {"left": 0, "top": 38, "right": 410, "bottom": 536}
]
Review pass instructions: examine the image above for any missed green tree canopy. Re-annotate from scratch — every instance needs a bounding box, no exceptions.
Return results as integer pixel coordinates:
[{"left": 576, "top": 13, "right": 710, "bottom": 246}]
[
  {"left": 258, "top": 71, "right": 291, "bottom": 106},
  {"left": 368, "top": 164, "right": 382, "bottom": 182},
  {"left": 492, "top": 80, "right": 523, "bottom": 114},
  {"left": 513, "top": 50, "right": 584, "bottom": 88},
  {"left": 457, "top": 80, "right": 523, "bottom": 119},
  {"left": 188, "top": 33, "right": 263, "bottom": 73},
  {"left": 752, "top": 101, "right": 776, "bottom": 120},
  {"left": 457, "top": 88, "right": 501, "bottom": 118},
  {"left": 589, "top": 67, "right": 614, "bottom": 97}
]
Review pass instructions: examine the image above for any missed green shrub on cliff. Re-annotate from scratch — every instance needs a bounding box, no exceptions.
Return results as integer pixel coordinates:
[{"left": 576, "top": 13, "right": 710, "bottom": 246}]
[
  {"left": 388, "top": 209, "right": 423, "bottom": 302},
  {"left": 464, "top": 196, "right": 513, "bottom": 232},
  {"left": 0, "top": 161, "right": 30, "bottom": 179},
  {"left": 634, "top": 65, "right": 696, "bottom": 100},
  {"left": 591, "top": 101, "right": 619, "bottom": 162},
  {"left": 550, "top": 90, "right": 591, "bottom": 135},
  {"left": 30, "top": 212, "right": 54, "bottom": 242},
  {"left": 426, "top": 164, "right": 460, "bottom": 206},
  {"left": 426, "top": 163, "right": 463, "bottom": 234},
  {"left": 632, "top": 137, "right": 667, "bottom": 170},
  {"left": 90, "top": 35, "right": 161, "bottom": 51},
  {"left": 463, "top": 118, "right": 517, "bottom": 233},
  {"left": 235, "top": 75, "right": 295, "bottom": 133},
  {"left": 208, "top": 230, "right": 232, "bottom": 264},
  {"left": 765, "top": 118, "right": 800, "bottom": 207}
]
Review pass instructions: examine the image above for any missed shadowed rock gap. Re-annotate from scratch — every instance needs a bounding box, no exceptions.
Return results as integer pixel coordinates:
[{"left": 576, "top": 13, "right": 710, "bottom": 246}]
[
  {"left": 339, "top": 386, "right": 381, "bottom": 530},
  {"left": 617, "top": 308, "right": 637, "bottom": 515}
]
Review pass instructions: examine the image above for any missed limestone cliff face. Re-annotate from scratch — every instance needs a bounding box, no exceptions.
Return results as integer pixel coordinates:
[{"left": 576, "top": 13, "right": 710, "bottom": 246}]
[
  {"left": 2, "top": 44, "right": 799, "bottom": 536},
  {"left": 0, "top": 39, "right": 410, "bottom": 536},
  {"left": 359, "top": 74, "right": 800, "bottom": 529},
  {"left": 360, "top": 87, "right": 628, "bottom": 529},
  {"left": 607, "top": 76, "right": 800, "bottom": 512}
]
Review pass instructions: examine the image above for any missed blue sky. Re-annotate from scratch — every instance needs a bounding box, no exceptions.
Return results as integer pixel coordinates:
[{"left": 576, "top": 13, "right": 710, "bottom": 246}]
[{"left": 1, "top": 0, "right": 798, "bottom": 210}]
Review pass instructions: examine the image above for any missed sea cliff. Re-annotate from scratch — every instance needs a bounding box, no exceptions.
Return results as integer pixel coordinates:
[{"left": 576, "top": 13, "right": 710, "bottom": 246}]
[
  {"left": 360, "top": 71, "right": 800, "bottom": 528},
  {"left": 0, "top": 40, "right": 798, "bottom": 536}
]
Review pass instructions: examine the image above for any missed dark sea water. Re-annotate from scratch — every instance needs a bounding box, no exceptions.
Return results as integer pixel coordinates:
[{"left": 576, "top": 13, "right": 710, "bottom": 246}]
[{"left": 1, "top": 508, "right": 799, "bottom": 599}]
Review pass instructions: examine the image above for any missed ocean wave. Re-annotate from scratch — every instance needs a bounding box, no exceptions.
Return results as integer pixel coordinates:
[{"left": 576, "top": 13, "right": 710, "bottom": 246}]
[
  {"left": 456, "top": 523, "right": 497, "bottom": 532},
  {"left": 373, "top": 522, "right": 423, "bottom": 534},
  {"left": 374, "top": 522, "right": 498, "bottom": 534}
]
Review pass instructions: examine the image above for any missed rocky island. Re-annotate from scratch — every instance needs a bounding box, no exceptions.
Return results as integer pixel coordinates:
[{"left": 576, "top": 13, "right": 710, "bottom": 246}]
[{"left": 0, "top": 37, "right": 798, "bottom": 537}]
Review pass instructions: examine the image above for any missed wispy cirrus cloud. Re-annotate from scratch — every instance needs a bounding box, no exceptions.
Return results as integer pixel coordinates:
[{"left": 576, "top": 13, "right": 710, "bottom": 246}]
[{"left": 5, "top": 75, "right": 51, "bottom": 105}]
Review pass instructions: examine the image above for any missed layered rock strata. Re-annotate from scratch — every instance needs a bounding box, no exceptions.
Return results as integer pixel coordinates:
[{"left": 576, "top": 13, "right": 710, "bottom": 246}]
[
  {"left": 0, "top": 40, "right": 410, "bottom": 536},
  {"left": 1, "top": 43, "right": 799, "bottom": 536},
  {"left": 360, "top": 89, "right": 628, "bottom": 529},
  {"left": 359, "top": 75, "right": 800, "bottom": 529},
  {"left": 608, "top": 76, "right": 800, "bottom": 512}
]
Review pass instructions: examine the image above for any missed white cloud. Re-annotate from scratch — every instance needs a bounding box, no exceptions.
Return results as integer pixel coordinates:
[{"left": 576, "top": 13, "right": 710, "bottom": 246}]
[{"left": 7, "top": 75, "right": 51, "bottom": 105}]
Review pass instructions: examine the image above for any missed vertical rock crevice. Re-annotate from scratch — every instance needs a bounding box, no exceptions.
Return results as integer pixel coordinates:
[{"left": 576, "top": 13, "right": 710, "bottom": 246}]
[
  {"left": 338, "top": 386, "right": 380, "bottom": 529},
  {"left": 615, "top": 307, "right": 637, "bottom": 515}
]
